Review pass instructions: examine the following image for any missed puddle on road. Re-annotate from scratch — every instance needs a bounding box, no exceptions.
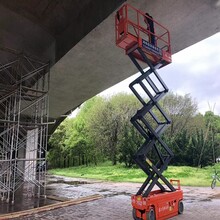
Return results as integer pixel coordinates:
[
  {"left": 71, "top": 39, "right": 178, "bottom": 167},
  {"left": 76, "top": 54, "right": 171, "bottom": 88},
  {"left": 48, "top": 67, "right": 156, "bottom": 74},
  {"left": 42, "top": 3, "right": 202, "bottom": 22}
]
[
  {"left": 199, "top": 198, "right": 212, "bottom": 202},
  {"left": 105, "top": 191, "right": 131, "bottom": 198},
  {"left": 0, "top": 193, "right": 57, "bottom": 215},
  {"left": 99, "top": 189, "right": 109, "bottom": 193},
  {"left": 0, "top": 177, "right": 91, "bottom": 215},
  {"left": 47, "top": 180, "right": 89, "bottom": 185}
]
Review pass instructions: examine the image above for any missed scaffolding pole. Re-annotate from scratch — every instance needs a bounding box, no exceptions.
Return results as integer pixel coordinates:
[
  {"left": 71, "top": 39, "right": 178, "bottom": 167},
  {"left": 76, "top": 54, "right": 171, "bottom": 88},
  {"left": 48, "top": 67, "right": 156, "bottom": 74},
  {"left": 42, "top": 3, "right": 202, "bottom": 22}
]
[{"left": 0, "top": 53, "right": 50, "bottom": 204}]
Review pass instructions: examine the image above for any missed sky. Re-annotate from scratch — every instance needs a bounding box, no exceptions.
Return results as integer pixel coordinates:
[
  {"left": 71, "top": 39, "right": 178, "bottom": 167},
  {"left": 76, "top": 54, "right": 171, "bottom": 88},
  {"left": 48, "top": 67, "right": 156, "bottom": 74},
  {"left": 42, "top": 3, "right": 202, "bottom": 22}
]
[{"left": 99, "top": 32, "right": 220, "bottom": 115}]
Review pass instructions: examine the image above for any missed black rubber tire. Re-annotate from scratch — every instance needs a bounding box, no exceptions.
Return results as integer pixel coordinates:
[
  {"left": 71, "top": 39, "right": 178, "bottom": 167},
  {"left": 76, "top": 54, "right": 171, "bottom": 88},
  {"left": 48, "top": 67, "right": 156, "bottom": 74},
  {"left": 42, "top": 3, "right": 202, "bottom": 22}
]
[
  {"left": 178, "top": 200, "right": 184, "bottom": 214},
  {"left": 211, "top": 179, "right": 216, "bottom": 189},
  {"left": 146, "top": 208, "right": 155, "bottom": 220},
  {"left": 132, "top": 208, "right": 140, "bottom": 220}
]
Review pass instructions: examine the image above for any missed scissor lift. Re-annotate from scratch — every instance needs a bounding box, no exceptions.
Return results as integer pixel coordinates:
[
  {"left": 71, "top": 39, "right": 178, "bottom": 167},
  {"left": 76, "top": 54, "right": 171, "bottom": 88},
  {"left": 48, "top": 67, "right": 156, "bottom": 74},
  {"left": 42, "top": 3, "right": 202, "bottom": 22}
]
[{"left": 115, "top": 4, "right": 183, "bottom": 220}]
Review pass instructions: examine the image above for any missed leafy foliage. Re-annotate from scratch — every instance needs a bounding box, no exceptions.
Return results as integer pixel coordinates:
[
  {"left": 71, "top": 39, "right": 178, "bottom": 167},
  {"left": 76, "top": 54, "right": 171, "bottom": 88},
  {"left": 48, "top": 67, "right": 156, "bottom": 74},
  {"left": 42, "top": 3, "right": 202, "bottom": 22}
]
[{"left": 48, "top": 92, "right": 220, "bottom": 168}]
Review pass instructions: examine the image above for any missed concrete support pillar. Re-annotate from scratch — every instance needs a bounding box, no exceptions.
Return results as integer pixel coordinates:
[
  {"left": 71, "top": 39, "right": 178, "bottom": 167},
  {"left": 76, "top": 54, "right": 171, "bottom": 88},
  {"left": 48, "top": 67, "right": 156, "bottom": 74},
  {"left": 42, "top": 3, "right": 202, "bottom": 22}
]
[{"left": 24, "top": 128, "right": 38, "bottom": 181}]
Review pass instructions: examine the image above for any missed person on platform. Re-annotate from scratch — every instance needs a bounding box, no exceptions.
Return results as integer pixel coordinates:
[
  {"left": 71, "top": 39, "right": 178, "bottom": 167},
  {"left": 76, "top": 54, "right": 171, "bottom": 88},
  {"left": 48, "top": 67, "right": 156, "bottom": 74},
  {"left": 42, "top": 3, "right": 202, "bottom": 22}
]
[{"left": 144, "top": 13, "right": 155, "bottom": 46}]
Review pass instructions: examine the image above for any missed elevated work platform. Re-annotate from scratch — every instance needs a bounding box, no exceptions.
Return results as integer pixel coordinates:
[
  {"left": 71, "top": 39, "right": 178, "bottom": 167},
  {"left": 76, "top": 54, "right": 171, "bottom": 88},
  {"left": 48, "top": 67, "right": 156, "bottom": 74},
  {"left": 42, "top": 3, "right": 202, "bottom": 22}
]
[
  {"left": 116, "top": 4, "right": 183, "bottom": 220},
  {"left": 115, "top": 4, "right": 171, "bottom": 68}
]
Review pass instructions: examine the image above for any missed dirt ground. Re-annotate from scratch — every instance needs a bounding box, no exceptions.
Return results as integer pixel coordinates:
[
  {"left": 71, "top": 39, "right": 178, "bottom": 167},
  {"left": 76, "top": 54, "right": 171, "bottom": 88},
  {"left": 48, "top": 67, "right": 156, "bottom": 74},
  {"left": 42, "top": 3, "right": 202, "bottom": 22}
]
[{"left": 2, "top": 175, "right": 220, "bottom": 219}]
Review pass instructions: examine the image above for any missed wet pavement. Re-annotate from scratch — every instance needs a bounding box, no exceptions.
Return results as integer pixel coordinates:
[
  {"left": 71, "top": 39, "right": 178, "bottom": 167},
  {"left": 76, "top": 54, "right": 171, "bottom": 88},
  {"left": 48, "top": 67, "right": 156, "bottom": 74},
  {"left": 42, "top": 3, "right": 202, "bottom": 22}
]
[
  {"left": 1, "top": 175, "right": 220, "bottom": 219},
  {"left": 0, "top": 183, "right": 57, "bottom": 215}
]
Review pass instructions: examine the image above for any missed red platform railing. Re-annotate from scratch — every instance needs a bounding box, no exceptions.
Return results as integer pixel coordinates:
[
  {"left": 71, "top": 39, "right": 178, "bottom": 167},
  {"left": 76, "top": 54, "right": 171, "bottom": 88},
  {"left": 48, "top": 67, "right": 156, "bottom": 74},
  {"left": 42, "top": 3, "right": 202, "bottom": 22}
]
[{"left": 115, "top": 4, "right": 172, "bottom": 65}]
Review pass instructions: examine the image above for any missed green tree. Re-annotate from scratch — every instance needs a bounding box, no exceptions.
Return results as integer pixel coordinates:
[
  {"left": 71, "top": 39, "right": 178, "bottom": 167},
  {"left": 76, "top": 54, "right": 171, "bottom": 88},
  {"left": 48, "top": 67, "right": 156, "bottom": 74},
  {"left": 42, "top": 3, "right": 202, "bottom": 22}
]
[
  {"left": 48, "top": 121, "right": 68, "bottom": 168},
  {"left": 161, "top": 92, "right": 197, "bottom": 137},
  {"left": 118, "top": 122, "right": 144, "bottom": 167},
  {"left": 188, "top": 128, "right": 213, "bottom": 167},
  {"left": 65, "top": 97, "right": 105, "bottom": 166},
  {"left": 159, "top": 92, "right": 198, "bottom": 164},
  {"left": 166, "top": 129, "right": 190, "bottom": 165},
  {"left": 203, "top": 111, "right": 220, "bottom": 164},
  {"left": 87, "top": 93, "right": 141, "bottom": 165}
]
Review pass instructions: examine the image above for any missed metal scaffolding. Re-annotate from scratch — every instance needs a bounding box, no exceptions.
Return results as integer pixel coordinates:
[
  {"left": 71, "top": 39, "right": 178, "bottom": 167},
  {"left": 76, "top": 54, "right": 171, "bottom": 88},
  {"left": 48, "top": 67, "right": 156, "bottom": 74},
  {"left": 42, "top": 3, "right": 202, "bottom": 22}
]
[{"left": 0, "top": 51, "right": 50, "bottom": 203}]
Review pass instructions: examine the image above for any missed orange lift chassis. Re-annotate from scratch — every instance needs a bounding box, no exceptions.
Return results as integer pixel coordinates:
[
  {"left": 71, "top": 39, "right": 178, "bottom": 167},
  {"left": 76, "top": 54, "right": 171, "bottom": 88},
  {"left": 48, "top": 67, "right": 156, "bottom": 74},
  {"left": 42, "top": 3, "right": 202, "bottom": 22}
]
[{"left": 115, "top": 4, "right": 184, "bottom": 220}]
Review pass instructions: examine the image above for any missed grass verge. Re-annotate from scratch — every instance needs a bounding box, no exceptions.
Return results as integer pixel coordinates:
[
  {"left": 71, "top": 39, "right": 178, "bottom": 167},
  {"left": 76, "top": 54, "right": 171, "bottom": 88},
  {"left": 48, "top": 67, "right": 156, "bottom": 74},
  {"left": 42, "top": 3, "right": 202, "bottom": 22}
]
[{"left": 49, "top": 162, "right": 220, "bottom": 187}]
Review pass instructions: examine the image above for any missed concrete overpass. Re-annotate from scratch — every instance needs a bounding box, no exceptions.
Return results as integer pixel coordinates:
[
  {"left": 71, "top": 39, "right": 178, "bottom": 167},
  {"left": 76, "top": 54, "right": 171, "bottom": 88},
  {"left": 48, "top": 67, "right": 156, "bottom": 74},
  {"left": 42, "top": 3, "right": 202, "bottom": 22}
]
[{"left": 0, "top": 0, "right": 220, "bottom": 133}]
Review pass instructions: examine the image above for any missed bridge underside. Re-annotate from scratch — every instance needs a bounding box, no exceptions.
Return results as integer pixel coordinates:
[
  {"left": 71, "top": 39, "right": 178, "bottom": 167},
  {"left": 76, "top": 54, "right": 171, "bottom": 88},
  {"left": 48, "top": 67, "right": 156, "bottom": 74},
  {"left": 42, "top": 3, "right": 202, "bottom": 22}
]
[{"left": 0, "top": 0, "right": 220, "bottom": 133}]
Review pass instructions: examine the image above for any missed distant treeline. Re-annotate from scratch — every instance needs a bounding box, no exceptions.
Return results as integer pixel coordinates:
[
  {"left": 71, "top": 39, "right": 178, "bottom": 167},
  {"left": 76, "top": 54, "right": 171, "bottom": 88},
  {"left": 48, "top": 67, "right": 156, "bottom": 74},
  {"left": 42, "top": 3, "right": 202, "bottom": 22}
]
[{"left": 48, "top": 92, "right": 220, "bottom": 168}]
